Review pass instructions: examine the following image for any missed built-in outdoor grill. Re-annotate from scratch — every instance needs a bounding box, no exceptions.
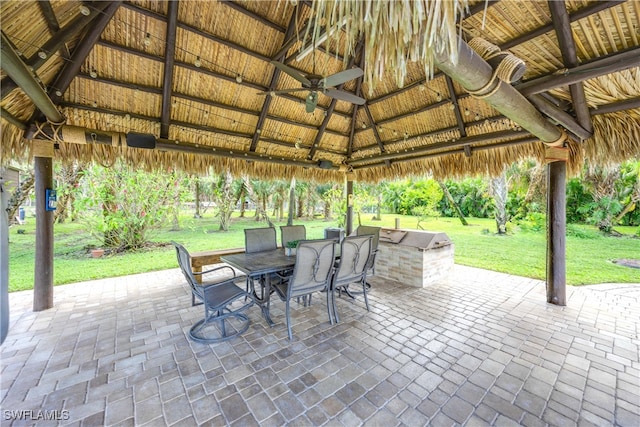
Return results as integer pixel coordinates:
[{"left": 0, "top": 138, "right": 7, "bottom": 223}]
[{"left": 375, "top": 228, "right": 454, "bottom": 288}]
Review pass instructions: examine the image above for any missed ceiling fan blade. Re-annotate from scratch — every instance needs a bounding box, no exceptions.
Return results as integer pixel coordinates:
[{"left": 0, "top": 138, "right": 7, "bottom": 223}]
[
  {"left": 270, "top": 61, "right": 311, "bottom": 86},
  {"left": 257, "top": 88, "right": 309, "bottom": 96},
  {"left": 322, "top": 67, "right": 364, "bottom": 88},
  {"left": 324, "top": 88, "right": 366, "bottom": 105},
  {"left": 305, "top": 91, "right": 319, "bottom": 113}
]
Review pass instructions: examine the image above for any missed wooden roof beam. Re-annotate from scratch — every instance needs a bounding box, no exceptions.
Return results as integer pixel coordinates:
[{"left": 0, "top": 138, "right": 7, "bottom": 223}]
[
  {"left": 590, "top": 97, "right": 640, "bottom": 115},
  {"left": 1, "top": 3, "right": 108, "bottom": 100},
  {"left": 1, "top": 31, "right": 64, "bottom": 123},
  {"left": 548, "top": 0, "right": 592, "bottom": 139},
  {"left": 518, "top": 47, "right": 640, "bottom": 95},
  {"left": 348, "top": 129, "right": 531, "bottom": 166},
  {"left": 57, "top": 102, "right": 345, "bottom": 158},
  {"left": 352, "top": 136, "right": 539, "bottom": 170},
  {"left": 436, "top": 37, "right": 564, "bottom": 144},
  {"left": 1, "top": 108, "right": 27, "bottom": 130},
  {"left": 250, "top": 8, "right": 300, "bottom": 152},
  {"left": 48, "top": 1, "right": 122, "bottom": 105},
  {"left": 39, "top": 1, "right": 60, "bottom": 33},
  {"left": 222, "top": 1, "right": 286, "bottom": 33},
  {"left": 355, "top": 97, "right": 458, "bottom": 134},
  {"left": 306, "top": 43, "right": 361, "bottom": 161},
  {"left": 501, "top": 1, "right": 623, "bottom": 50},
  {"left": 160, "top": 1, "right": 178, "bottom": 139},
  {"left": 445, "top": 75, "right": 472, "bottom": 156},
  {"left": 346, "top": 80, "right": 363, "bottom": 158},
  {"left": 528, "top": 94, "right": 592, "bottom": 141},
  {"left": 368, "top": 1, "right": 620, "bottom": 107},
  {"left": 123, "top": 2, "right": 272, "bottom": 63}
]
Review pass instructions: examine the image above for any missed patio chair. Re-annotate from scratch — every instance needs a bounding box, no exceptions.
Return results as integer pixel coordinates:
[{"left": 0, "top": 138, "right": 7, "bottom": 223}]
[
  {"left": 172, "top": 242, "right": 253, "bottom": 343},
  {"left": 280, "top": 225, "right": 306, "bottom": 248},
  {"left": 245, "top": 227, "right": 277, "bottom": 253},
  {"left": 331, "top": 235, "right": 372, "bottom": 323},
  {"left": 272, "top": 239, "right": 336, "bottom": 340},
  {"left": 244, "top": 227, "right": 279, "bottom": 300},
  {"left": 355, "top": 225, "right": 381, "bottom": 288}
]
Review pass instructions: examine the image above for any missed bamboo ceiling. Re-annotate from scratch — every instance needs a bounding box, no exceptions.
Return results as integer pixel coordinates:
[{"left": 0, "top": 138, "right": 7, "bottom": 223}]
[{"left": 1, "top": 0, "right": 639, "bottom": 181}]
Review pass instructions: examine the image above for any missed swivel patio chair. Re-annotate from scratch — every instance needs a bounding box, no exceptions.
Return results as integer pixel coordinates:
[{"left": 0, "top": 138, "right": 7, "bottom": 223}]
[
  {"left": 331, "top": 235, "right": 372, "bottom": 323},
  {"left": 272, "top": 239, "right": 336, "bottom": 340},
  {"left": 172, "top": 242, "right": 254, "bottom": 343}
]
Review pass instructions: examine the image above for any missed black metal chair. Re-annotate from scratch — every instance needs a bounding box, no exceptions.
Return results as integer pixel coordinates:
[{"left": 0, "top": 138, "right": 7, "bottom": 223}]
[
  {"left": 331, "top": 235, "right": 372, "bottom": 323},
  {"left": 272, "top": 239, "right": 336, "bottom": 340},
  {"left": 172, "top": 242, "right": 253, "bottom": 343}
]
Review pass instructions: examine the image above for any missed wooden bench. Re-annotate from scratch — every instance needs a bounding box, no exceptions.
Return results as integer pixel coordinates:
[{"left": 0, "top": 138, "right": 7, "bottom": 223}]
[{"left": 190, "top": 248, "right": 245, "bottom": 284}]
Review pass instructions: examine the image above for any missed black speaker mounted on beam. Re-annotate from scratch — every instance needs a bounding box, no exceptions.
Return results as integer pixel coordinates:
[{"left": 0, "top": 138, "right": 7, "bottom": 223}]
[{"left": 126, "top": 132, "right": 156, "bottom": 149}]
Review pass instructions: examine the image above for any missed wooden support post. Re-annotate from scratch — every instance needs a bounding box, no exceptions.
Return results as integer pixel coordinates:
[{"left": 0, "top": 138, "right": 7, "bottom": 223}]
[
  {"left": 33, "top": 141, "right": 54, "bottom": 311},
  {"left": 346, "top": 179, "right": 354, "bottom": 236},
  {"left": 546, "top": 160, "right": 566, "bottom": 306}
]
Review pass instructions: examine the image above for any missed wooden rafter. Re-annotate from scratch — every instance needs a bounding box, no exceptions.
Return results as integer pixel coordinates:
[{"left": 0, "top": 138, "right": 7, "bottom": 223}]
[
  {"left": 501, "top": 1, "right": 623, "bottom": 50},
  {"left": 160, "top": 1, "right": 178, "bottom": 139},
  {"left": 518, "top": 47, "right": 640, "bottom": 95},
  {"left": 346, "top": 79, "right": 363, "bottom": 158},
  {"left": 222, "top": 1, "right": 286, "bottom": 33},
  {"left": 348, "top": 129, "right": 531, "bottom": 166},
  {"left": 38, "top": 0, "right": 60, "bottom": 33},
  {"left": 0, "top": 3, "right": 108, "bottom": 100},
  {"left": 352, "top": 136, "right": 539, "bottom": 170},
  {"left": 548, "top": 0, "right": 593, "bottom": 138},
  {"left": 306, "top": 43, "right": 362, "bottom": 161},
  {"left": 250, "top": 9, "right": 300, "bottom": 152},
  {"left": 445, "top": 75, "right": 472, "bottom": 157},
  {"left": 1, "top": 31, "right": 64, "bottom": 123},
  {"left": 590, "top": 97, "right": 640, "bottom": 115},
  {"left": 47, "top": 1, "right": 121, "bottom": 106}
]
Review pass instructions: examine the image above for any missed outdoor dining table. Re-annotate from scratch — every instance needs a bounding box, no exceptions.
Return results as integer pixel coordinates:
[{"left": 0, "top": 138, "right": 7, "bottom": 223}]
[{"left": 221, "top": 249, "right": 295, "bottom": 326}]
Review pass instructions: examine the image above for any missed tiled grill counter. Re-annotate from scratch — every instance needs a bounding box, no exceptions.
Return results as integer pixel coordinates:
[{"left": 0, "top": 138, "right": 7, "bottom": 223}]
[{"left": 374, "top": 228, "right": 454, "bottom": 288}]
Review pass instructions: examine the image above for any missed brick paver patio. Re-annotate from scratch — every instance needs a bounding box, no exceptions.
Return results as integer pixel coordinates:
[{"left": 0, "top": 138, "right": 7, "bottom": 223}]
[{"left": 1, "top": 265, "right": 638, "bottom": 426}]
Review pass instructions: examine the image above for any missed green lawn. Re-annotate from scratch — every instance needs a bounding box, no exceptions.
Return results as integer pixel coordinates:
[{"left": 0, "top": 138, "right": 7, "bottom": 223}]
[{"left": 7, "top": 212, "right": 640, "bottom": 292}]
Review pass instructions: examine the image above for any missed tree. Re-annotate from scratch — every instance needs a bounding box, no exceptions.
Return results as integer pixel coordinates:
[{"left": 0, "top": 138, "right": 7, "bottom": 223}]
[
  {"left": 581, "top": 165, "right": 623, "bottom": 233},
  {"left": 489, "top": 170, "right": 509, "bottom": 234},
  {"left": 6, "top": 169, "right": 34, "bottom": 225},
  {"left": 243, "top": 176, "right": 274, "bottom": 227},
  {"left": 75, "top": 162, "right": 178, "bottom": 251},
  {"left": 437, "top": 180, "right": 468, "bottom": 226},
  {"left": 211, "top": 170, "right": 237, "bottom": 231},
  {"left": 54, "top": 161, "right": 86, "bottom": 224}
]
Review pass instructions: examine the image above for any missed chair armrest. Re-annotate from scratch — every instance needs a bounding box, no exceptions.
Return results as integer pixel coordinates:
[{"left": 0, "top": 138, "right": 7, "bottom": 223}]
[
  {"left": 196, "top": 266, "right": 245, "bottom": 288},
  {"left": 193, "top": 265, "right": 238, "bottom": 277}
]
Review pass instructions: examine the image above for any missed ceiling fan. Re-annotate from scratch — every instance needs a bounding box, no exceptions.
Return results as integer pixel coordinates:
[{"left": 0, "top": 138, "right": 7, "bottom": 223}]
[{"left": 260, "top": 61, "right": 366, "bottom": 113}]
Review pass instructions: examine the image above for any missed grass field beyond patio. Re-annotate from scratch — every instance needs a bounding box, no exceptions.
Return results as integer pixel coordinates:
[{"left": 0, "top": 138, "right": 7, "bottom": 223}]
[{"left": 7, "top": 212, "right": 640, "bottom": 292}]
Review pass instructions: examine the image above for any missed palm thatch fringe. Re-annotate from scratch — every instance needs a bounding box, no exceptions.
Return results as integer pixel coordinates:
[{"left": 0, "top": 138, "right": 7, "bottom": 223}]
[
  {"left": 0, "top": 120, "right": 30, "bottom": 166},
  {"left": 586, "top": 111, "right": 640, "bottom": 166},
  {"left": 306, "top": 0, "right": 468, "bottom": 93}
]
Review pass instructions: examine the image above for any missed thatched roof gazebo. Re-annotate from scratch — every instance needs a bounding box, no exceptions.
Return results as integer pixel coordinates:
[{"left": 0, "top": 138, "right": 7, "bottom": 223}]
[{"left": 1, "top": 0, "right": 639, "bottom": 312}]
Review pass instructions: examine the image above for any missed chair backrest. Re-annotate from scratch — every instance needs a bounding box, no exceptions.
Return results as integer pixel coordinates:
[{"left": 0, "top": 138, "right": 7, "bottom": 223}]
[
  {"left": 355, "top": 226, "right": 380, "bottom": 251},
  {"left": 288, "top": 239, "right": 335, "bottom": 298},
  {"left": 171, "top": 241, "right": 204, "bottom": 299},
  {"left": 244, "top": 227, "right": 277, "bottom": 253},
  {"left": 280, "top": 225, "right": 306, "bottom": 248},
  {"left": 334, "top": 235, "right": 372, "bottom": 283}
]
